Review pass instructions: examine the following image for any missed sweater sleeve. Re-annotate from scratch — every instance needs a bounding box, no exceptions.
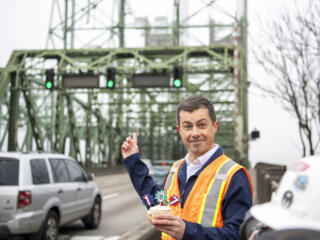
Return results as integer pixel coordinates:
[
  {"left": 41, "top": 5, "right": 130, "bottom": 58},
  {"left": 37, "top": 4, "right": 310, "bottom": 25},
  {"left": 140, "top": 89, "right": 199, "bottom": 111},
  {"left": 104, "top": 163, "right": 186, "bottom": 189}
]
[
  {"left": 182, "top": 169, "right": 253, "bottom": 240},
  {"left": 124, "top": 153, "right": 164, "bottom": 206}
]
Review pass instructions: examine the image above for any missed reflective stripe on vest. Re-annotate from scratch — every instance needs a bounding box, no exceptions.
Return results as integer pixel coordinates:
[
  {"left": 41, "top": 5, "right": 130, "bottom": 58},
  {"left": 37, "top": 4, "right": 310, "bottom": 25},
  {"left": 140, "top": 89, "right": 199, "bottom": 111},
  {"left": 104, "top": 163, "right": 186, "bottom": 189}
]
[
  {"left": 164, "top": 159, "right": 183, "bottom": 191},
  {"left": 198, "top": 158, "right": 238, "bottom": 227}
]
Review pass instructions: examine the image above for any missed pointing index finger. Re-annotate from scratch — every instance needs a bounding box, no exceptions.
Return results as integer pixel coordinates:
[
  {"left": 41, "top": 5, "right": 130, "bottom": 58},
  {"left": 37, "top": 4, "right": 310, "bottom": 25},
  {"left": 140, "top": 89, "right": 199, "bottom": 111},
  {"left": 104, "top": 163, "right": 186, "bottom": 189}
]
[{"left": 132, "top": 132, "right": 138, "bottom": 144}]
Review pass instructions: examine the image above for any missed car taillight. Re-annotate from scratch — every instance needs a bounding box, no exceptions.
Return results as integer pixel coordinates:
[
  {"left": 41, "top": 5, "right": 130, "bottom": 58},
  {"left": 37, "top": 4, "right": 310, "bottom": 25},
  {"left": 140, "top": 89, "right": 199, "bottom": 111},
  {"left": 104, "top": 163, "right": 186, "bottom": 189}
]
[
  {"left": 17, "top": 191, "right": 32, "bottom": 208},
  {"left": 161, "top": 162, "right": 166, "bottom": 166}
]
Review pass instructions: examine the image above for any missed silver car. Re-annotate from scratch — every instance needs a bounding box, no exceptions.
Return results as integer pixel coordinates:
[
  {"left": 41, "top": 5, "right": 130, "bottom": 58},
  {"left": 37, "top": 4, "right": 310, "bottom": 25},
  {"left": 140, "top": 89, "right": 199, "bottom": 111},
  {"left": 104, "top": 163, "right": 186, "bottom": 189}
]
[{"left": 0, "top": 152, "right": 102, "bottom": 240}]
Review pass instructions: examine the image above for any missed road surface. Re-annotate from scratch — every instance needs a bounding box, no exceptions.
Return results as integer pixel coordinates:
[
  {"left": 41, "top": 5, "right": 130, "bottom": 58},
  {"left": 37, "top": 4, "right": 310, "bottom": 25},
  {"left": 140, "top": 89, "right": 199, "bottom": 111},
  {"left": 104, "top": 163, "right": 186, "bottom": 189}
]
[{"left": 60, "top": 172, "right": 147, "bottom": 239}]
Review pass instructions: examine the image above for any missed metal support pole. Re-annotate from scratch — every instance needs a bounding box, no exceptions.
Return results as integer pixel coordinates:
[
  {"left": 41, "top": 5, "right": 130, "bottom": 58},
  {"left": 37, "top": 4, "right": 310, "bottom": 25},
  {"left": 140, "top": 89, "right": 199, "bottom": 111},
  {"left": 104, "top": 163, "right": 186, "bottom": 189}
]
[
  {"left": 64, "top": 0, "right": 69, "bottom": 49},
  {"left": 173, "top": 0, "right": 180, "bottom": 46},
  {"left": 85, "top": 93, "right": 92, "bottom": 166},
  {"left": 119, "top": 0, "right": 126, "bottom": 47},
  {"left": 8, "top": 72, "right": 19, "bottom": 151},
  {"left": 71, "top": 0, "right": 75, "bottom": 48},
  {"left": 242, "top": 0, "right": 249, "bottom": 167}
]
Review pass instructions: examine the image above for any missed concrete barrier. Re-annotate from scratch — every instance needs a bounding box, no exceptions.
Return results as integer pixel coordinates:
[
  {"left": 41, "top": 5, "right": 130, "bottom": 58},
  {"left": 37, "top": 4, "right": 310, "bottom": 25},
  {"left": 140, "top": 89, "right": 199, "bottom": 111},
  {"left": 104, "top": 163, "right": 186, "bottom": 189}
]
[
  {"left": 255, "top": 162, "right": 286, "bottom": 204},
  {"left": 83, "top": 166, "right": 127, "bottom": 177}
]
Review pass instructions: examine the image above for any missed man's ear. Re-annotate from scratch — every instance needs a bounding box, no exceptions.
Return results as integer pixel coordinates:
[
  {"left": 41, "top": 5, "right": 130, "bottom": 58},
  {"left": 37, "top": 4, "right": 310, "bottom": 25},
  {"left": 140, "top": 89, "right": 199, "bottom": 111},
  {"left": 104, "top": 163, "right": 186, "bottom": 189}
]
[
  {"left": 214, "top": 121, "right": 219, "bottom": 131},
  {"left": 176, "top": 125, "right": 181, "bottom": 134}
]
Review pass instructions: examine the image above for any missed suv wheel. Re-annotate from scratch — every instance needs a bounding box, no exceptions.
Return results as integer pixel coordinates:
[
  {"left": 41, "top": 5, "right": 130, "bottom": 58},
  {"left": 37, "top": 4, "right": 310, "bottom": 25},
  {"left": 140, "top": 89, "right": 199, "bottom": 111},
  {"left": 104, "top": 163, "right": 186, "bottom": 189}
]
[
  {"left": 29, "top": 210, "right": 59, "bottom": 240},
  {"left": 82, "top": 197, "right": 101, "bottom": 229}
]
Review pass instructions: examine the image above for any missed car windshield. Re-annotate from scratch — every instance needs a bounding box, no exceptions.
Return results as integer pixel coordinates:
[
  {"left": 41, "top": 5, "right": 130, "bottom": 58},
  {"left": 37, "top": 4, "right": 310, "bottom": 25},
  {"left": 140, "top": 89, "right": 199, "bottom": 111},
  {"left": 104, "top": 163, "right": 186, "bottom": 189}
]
[{"left": 0, "top": 158, "right": 19, "bottom": 185}]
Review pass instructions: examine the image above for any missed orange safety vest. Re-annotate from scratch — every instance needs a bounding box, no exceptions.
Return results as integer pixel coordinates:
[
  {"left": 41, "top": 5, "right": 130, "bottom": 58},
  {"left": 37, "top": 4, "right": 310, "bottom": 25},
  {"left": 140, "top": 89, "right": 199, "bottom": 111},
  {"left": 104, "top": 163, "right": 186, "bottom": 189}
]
[{"left": 161, "top": 154, "right": 253, "bottom": 240}]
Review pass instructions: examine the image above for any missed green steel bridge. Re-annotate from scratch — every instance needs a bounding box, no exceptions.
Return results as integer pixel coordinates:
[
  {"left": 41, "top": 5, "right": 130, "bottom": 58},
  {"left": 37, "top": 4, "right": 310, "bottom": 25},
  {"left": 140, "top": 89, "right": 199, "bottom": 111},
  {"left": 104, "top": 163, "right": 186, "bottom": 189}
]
[{"left": 0, "top": 0, "right": 249, "bottom": 167}]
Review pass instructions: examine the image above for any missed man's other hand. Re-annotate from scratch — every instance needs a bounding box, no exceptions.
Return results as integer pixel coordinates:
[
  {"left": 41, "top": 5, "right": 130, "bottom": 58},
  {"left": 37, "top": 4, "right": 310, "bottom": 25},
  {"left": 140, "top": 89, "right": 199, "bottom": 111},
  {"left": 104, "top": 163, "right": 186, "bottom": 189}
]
[
  {"left": 152, "top": 214, "right": 185, "bottom": 240},
  {"left": 121, "top": 132, "right": 139, "bottom": 159}
]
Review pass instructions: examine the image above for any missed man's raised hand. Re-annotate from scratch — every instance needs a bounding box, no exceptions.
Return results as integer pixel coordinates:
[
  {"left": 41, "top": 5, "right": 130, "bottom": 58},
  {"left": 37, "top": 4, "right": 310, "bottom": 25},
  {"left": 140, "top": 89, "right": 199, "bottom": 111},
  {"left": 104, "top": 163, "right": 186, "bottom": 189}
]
[{"left": 121, "top": 132, "right": 139, "bottom": 159}]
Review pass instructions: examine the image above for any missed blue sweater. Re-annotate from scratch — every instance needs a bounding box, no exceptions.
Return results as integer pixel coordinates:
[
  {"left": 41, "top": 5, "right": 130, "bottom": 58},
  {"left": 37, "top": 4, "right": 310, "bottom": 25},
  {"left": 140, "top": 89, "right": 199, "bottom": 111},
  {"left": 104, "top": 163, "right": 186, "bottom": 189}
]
[{"left": 124, "top": 146, "right": 252, "bottom": 240}]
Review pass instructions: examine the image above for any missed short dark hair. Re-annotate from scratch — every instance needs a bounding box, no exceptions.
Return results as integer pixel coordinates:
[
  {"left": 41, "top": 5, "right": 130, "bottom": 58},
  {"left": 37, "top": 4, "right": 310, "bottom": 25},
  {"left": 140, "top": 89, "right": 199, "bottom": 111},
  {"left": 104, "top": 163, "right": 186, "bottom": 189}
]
[{"left": 176, "top": 96, "right": 216, "bottom": 125}]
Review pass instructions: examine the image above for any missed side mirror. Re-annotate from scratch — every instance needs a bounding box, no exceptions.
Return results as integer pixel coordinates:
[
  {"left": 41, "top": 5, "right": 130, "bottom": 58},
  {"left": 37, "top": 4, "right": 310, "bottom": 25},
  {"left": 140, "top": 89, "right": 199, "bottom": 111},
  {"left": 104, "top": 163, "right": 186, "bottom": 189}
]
[{"left": 87, "top": 173, "right": 95, "bottom": 181}]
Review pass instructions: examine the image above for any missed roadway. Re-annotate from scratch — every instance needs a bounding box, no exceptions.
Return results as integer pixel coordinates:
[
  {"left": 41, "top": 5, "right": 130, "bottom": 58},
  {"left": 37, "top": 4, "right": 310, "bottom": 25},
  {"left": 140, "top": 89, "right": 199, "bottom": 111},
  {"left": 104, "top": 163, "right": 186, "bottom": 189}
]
[{"left": 59, "top": 172, "right": 148, "bottom": 239}]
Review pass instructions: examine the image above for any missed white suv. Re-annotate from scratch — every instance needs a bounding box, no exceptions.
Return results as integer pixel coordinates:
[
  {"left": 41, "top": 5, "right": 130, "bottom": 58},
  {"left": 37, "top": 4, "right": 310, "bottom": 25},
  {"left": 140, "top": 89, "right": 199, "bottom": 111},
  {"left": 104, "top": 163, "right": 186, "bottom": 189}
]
[{"left": 0, "top": 152, "right": 102, "bottom": 240}]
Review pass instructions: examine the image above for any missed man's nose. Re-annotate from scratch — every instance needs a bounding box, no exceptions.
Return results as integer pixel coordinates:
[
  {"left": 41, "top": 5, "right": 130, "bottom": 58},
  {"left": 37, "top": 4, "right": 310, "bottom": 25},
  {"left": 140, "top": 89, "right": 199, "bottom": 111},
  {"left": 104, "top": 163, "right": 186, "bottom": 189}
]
[{"left": 191, "top": 127, "right": 200, "bottom": 138}]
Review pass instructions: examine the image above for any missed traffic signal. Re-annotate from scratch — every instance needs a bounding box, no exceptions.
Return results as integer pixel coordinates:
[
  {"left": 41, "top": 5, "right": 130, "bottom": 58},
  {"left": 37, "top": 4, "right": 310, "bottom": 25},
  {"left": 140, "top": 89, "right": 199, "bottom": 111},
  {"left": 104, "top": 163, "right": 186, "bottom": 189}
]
[
  {"left": 106, "top": 67, "right": 116, "bottom": 89},
  {"left": 173, "top": 66, "right": 183, "bottom": 88},
  {"left": 45, "top": 69, "right": 55, "bottom": 90}
]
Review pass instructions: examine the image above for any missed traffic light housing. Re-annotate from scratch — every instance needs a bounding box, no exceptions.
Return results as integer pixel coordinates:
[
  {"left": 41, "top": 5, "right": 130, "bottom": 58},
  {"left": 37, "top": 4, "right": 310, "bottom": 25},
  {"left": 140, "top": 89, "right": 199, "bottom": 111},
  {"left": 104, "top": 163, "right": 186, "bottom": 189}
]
[
  {"left": 45, "top": 69, "right": 55, "bottom": 90},
  {"left": 106, "top": 67, "right": 116, "bottom": 89},
  {"left": 173, "top": 66, "right": 183, "bottom": 88}
]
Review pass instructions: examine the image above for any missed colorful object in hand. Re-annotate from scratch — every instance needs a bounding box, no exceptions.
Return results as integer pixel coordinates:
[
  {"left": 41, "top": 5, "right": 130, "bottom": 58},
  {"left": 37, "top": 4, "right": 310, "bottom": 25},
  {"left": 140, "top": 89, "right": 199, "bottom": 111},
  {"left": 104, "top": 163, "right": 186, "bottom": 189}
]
[
  {"left": 168, "top": 195, "right": 180, "bottom": 206},
  {"left": 142, "top": 194, "right": 154, "bottom": 207},
  {"left": 155, "top": 190, "right": 167, "bottom": 206}
]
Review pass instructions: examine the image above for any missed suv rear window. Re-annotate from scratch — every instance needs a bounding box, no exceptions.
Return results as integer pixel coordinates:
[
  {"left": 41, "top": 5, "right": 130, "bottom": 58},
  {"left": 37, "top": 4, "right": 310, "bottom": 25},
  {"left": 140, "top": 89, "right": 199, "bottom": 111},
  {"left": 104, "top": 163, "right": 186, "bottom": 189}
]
[
  {"left": 0, "top": 158, "right": 19, "bottom": 185},
  {"left": 30, "top": 159, "right": 50, "bottom": 184}
]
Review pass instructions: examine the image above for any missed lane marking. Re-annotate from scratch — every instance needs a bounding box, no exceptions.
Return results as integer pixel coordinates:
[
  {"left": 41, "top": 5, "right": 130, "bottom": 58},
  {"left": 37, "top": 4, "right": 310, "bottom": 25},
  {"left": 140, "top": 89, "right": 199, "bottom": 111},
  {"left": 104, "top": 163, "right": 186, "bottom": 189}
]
[
  {"left": 70, "top": 237, "right": 105, "bottom": 240},
  {"left": 103, "top": 193, "right": 119, "bottom": 200},
  {"left": 69, "top": 236, "right": 120, "bottom": 240}
]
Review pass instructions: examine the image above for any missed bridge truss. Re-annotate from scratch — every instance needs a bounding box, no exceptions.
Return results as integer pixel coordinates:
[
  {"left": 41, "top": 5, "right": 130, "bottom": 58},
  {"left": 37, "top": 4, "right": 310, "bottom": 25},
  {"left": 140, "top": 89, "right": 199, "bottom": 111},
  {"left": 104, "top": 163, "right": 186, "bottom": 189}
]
[{"left": 0, "top": 0, "right": 249, "bottom": 167}]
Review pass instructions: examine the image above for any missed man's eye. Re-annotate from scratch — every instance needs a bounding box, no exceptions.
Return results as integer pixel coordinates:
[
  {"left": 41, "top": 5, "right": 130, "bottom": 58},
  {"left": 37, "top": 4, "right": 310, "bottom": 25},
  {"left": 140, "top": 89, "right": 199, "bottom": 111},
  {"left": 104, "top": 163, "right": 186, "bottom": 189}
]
[
  {"left": 199, "top": 123, "right": 207, "bottom": 128},
  {"left": 183, "top": 125, "right": 192, "bottom": 129}
]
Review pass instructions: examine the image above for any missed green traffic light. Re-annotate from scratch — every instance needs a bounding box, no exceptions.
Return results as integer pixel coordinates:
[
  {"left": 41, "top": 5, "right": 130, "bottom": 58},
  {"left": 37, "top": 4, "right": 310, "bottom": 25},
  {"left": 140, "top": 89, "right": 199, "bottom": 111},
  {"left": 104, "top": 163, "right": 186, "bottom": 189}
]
[
  {"left": 173, "top": 79, "right": 182, "bottom": 88},
  {"left": 46, "top": 81, "right": 53, "bottom": 89},
  {"left": 107, "top": 80, "right": 114, "bottom": 88}
]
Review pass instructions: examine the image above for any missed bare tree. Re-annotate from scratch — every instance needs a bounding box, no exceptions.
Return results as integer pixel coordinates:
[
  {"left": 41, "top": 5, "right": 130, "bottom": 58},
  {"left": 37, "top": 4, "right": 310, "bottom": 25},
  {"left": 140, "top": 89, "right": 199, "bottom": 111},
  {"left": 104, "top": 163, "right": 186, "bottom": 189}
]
[{"left": 252, "top": 0, "right": 320, "bottom": 156}]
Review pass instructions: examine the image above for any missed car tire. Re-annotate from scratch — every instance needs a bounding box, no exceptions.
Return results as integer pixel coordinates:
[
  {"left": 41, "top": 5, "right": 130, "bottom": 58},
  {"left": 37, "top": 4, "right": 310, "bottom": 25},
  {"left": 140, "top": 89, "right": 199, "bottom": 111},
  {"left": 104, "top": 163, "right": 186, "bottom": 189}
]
[
  {"left": 29, "top": 210, "right": 59, "bottom": 240},
  {"left": 82, "top": 197, "right": 101, "bottom": 229}
]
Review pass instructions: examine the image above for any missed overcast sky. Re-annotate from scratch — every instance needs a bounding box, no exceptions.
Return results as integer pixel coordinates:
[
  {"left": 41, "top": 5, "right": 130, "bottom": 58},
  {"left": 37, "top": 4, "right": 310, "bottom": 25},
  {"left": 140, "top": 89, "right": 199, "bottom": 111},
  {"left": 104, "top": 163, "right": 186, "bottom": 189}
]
[{"left": 0, "top": 0, "right": 302, "bottom": 167}]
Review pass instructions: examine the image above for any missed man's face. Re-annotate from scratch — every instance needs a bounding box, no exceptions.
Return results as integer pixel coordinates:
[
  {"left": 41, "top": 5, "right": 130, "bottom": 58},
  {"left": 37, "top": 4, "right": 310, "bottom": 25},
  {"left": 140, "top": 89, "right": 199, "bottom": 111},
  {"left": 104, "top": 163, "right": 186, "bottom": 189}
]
[{"left": 176, "top": 107, "right": 218, "bottom": 160}]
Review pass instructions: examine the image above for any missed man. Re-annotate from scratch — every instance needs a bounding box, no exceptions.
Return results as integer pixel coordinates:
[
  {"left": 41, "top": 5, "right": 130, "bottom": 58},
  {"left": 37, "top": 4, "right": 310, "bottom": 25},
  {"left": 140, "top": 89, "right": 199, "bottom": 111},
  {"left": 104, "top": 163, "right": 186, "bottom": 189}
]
[{"left": 122, "top": 96, "right": 253, "bottom": 240}]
